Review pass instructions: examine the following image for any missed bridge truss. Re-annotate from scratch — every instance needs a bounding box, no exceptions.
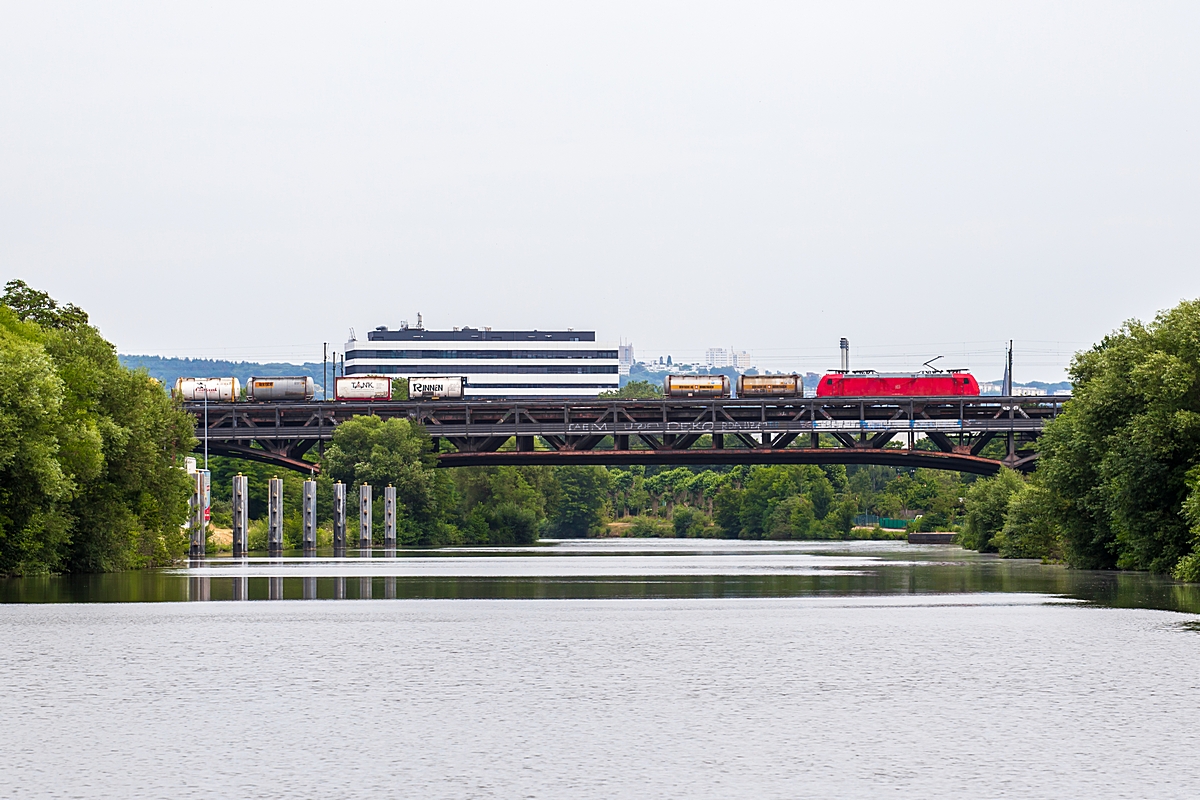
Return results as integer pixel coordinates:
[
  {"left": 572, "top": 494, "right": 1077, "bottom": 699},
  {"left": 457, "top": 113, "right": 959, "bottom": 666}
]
[{"left": 182, "top": 396, "right": 1066, "bottom": 476}]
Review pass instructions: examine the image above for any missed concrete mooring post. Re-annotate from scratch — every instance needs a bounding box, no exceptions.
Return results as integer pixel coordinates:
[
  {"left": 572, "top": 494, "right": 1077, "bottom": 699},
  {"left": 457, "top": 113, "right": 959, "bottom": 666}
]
[
  {"left": 232, "top": 474, "right": 248, "bottom": 557},
  {"left": 333, "top": 482, "right": 347, "bottom": 555},
  {"left": 302, "top": 479, "right": 317, "bottom": 554},
  {"left": 384, "top": 485, "right": 396, "bottom": 548},
  {"left": 190, "top": 469, "right": 210, "bottom": 558},
  {"left": 268, "top": 476, "right": 284, "bottom": 556},
  {"left": 359, "top": 483, "right": 373, "bottom": 549}
]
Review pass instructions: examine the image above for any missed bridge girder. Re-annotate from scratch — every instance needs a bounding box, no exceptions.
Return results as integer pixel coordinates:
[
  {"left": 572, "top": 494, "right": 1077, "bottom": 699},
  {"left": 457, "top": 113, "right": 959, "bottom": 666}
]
[{"left": 183, "top": 396, "right": 1065, "bottom": 475}]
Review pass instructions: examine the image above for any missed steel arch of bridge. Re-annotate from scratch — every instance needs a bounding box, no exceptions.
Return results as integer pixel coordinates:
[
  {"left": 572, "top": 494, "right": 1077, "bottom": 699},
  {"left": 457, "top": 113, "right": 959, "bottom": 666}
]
[{"left": 182, "top": 395, "right": 1065, "bottom": 476}]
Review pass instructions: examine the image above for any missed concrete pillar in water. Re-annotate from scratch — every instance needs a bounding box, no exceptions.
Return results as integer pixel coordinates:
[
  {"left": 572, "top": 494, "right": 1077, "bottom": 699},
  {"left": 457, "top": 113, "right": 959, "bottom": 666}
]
[
  {"left": 359, "top": 483, "right": 372, "bottom": 550},
  {"left": 233, "top": 575, "right": 248, "bottom": 601},
  {"left": 335, "top": 576, "right": 346, "bottom": 600},
  {"left": 190, "top": 469, "right": 210, "bottom": 558},
  {"left": 333, "top": 482, "right": 347, "bottom": 555},
  {"left": 269, "top": 576, "right": 283, "bottom": 600},
  {"left": 360, "top": 575, "right": 372, "bottom": 600},
  {"left": 232, "top": 474, "right": 249, "bottom": 557},
  {"left": 268, "top": 477, "right": 284, "bottom": 556},
  {"left": 384, "top": 485, "right": 396, "bottom": 548},
  {"left": 302, "top": 479, "right": 317, "bottom": 554},
  {"left": 303, "top": 575, "right": 317, "bottom": 600}
]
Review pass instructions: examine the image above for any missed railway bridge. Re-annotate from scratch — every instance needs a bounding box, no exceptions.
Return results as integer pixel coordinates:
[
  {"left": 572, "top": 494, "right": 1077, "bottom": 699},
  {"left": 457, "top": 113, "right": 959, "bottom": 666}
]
[{"left": 182, "top": 395, "right": 1067, "bottom": 475}]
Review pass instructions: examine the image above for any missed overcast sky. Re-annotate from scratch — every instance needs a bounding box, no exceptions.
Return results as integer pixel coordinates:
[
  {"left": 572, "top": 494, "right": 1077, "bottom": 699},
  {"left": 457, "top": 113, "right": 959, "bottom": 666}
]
[{"left": 3, "top": 2, "right": 1197, "bottom": 380}]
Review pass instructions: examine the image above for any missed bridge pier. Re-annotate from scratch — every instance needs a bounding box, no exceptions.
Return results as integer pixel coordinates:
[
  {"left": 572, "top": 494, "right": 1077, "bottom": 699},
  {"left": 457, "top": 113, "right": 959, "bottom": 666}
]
[
  {"left": 333, "top": 482, "right": 347, "bottom": 556},
  {"left": 303, "top": 575, "right": 316, "bottom": 600},
  {"left": 232, "top": 474, "right": 248, "bottom": 558},
  {"left": 302, "top": 479, "right": 317, "bottom": 555},
  {"left": 267, "top": 477, "right": 283, "bottom": 556}
]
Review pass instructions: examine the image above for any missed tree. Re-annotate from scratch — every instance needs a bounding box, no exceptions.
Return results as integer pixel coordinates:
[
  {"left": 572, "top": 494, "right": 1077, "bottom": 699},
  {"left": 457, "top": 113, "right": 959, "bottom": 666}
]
[
  {"left": 0, "top": 284, "right": 196, "bottom": 575},
  {"left": 323, "top": 416, "right": 455, "bottom": 545},
  {"left": 961, "top": 468, "right": 1027, "bottom": 552},
  {"left": 1032, "top": 299, "right": 1200, "bottom": 573},
  {"left": 599, "top": 380, "right": 662, "bottom": 399},
  {"left": 546, "top": 466, "right": 610, "bottom": 537},
  {"left": 1, "top": 280, "right": 89, "bottom": 330}
]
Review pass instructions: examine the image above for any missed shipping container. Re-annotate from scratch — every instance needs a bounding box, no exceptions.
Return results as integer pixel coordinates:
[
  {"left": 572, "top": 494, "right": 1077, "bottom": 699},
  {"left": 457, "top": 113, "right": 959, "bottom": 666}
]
[
  {"left": 174, "top": 377, "right": 241, "bottom": 402},
  {"left": 737, "top": 374, "right": 802, "bottom": 397},
  {"left": 246, "top": 376, "right": 316, "bottom": 402},
  {"left": 407, "top": 376, "right": 466, "bottom": 400},
  {"left": 663, "top": 374, "right": 731, "bottom": 398},
  {"left": 334, "top": 375, "right": 393, "bottom": 401}
]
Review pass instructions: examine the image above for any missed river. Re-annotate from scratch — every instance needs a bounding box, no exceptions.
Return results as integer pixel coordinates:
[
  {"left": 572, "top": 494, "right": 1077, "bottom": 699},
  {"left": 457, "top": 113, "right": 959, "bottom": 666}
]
[{"left": 1, "top": 539, "right": 1198, "bottom": 798}]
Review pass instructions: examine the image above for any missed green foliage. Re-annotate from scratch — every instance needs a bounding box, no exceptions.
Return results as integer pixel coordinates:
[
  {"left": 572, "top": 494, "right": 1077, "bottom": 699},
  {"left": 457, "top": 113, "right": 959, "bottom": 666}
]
[
  {"left": 0, "top": 283, "right": 195, "bottom": 575},
  {"left": 599, "top": 380, "right": 663, "bottom": 399},
  {"left": 453, "top": 466, "right": 547, "bottom": 545},
  {"left": 323, "top": 415, "right": 455, "bottom": 545},
  {"left": 626, "top": 515, "right": 672, "bottom": 537},
  {"left": 1030, "top": 299, "right": 1200, "bottom": 574},
  {"left": 672, "top": 506, "right": 710, "bottom": 538},
  {"left": 962, "top": 468, "right": 1027, "bottom": 552},
  {"left": 546, "top": 466, "right": 611, "bottom": 537},
  {"left": 1, "top": 280, "right": 89, "bottom": 330},
  {"left": 993, "top": 483, "right": 1062, "bottom": 560}
]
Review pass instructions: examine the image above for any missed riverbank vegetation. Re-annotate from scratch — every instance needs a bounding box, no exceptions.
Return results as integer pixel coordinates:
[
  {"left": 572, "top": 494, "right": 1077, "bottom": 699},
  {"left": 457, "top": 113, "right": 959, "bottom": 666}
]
[
  {"left": 960, "top": 298, "right": 1200, "bottom": 579},
  {"left": 0, "top": 282, "right": 196, "bottom": 576}
]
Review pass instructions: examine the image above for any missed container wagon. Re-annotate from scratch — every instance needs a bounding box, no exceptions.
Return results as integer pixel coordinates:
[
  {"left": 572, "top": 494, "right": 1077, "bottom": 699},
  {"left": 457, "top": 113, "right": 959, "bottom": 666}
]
[
  {"left": 737, "top": 374, "right": 802, "bottom": 398},
  {"left": 174, "top": 377, "right": 241, "bottom": 402},
  {"left": 246, "top": 376, "right": 316, "bottom": 401},
  {"left": 663, "top": 374, "right": 731, "bottom": 398},
  {"left": 334, "top": 375, "right": 393, "bottom": 401},
  {"left": 407, "top": 376, "right": 465, "bottom": 400}
]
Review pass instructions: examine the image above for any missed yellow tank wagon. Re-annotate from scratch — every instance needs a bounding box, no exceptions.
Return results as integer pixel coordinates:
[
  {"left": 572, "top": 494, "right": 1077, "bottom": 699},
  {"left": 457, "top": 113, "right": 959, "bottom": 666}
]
[
  {"left": 736, "top": 374, "right": 803, "bottom": 398},
  {"left": 663, "top": 374, "right": 731, "bottom": 398}
]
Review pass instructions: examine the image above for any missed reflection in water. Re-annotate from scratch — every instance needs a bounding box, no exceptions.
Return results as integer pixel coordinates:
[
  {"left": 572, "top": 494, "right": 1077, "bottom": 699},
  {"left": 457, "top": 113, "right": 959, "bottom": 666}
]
[{"left": 2, "top": 539, "right": 1200, "bottom": 614}]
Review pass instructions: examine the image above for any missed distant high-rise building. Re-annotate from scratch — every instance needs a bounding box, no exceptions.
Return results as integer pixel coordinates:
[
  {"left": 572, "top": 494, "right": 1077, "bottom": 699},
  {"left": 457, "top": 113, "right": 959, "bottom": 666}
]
[
  {"left": 705, "top": 348, "right": 730, "bottom": 368},
  {"left": 732, "top": 350, "right": 754, "bottom": 370},
  {"left": 618, "top": 343, "right": 635, "bottom": 376}
]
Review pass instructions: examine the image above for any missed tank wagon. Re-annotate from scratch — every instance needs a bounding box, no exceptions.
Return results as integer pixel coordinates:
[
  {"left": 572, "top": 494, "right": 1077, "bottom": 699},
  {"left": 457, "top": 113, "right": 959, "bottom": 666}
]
[
  {"left": 334, "top": 376, "right": 393, "bottom": 401},
  {"left": 737, "top": 374, "right": 802, "bottom": 398},
  {"left": 174, "top": 377, "right": 241, "bottom": 401},
  {"left": 663, "top": 375, "right": 730, "bottom": 398},
  {"left": 407, "top": 376, "right": 465, "bottom": 400},
  {"left": 246, "top": 376, "right": 315, "bottom": 401},
  {"left": 816, "top": 370, "right": 980, "bottom": 397}
]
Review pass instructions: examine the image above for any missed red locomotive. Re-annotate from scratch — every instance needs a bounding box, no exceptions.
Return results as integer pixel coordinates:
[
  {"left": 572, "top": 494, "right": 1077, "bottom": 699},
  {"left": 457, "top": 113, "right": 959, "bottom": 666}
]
[{"left": 816, "top": 370, "right": 980, "bottom": 397}]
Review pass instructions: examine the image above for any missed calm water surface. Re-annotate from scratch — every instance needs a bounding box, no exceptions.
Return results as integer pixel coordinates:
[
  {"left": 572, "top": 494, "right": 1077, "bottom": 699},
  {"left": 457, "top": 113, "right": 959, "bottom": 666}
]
[{"left": 2, "top": 540, "right": 1198, "bottom": 798}]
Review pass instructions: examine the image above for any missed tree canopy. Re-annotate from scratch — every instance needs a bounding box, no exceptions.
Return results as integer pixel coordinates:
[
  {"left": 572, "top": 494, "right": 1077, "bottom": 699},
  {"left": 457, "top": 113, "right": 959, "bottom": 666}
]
[{"left": 0, "top": 282, "right": 196, "bottom": 575}]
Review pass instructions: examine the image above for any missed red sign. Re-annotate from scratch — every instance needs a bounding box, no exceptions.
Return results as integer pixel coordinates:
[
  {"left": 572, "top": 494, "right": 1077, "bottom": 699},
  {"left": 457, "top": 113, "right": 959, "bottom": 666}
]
[{"left": 204, "top": 508, "right": 211, "bottom": 522}]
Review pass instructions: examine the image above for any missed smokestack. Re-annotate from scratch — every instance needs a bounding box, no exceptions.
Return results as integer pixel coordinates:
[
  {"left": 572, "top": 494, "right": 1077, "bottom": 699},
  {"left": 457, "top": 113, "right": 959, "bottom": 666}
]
[{"left": 840, "top": 338, "right": 850, "bottom": 371}]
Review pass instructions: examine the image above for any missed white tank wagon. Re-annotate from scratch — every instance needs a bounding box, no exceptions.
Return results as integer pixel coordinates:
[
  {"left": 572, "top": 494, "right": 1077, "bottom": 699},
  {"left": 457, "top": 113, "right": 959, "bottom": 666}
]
[
  {"left": 174, "top": 377, "right": 241, "bottom": 402},
  {"left": 407, "top": 376, "right": 466, "bottom": 400},
  {"left": 737, "top": 374, "right": 802, "bottom": 398},
  {"left": 246, "top": 376, "right": 316, "bottom": 402},
  {"left": 334, "top": 375, "right": 393, "bottom": 401}
]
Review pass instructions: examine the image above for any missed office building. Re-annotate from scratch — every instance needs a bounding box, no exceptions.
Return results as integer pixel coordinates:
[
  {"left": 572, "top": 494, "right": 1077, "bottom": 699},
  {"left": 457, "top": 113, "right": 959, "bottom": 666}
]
[{"left": 344, "top": 324, "right": 619, "bottom": 398}]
